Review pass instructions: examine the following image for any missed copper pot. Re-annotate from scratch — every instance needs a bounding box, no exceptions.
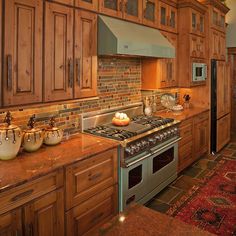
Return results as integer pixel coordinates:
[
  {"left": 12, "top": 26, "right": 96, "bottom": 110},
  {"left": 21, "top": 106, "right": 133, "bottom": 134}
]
[{"left": 0, "top": 112, "right": 22, "bottom": 160}]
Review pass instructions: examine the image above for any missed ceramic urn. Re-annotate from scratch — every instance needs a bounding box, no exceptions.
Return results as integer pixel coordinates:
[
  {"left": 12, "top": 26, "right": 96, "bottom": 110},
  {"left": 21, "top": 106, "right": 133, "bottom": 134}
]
[
  {"left": 22, "top": 114, "right": 44, "bottom": 152},
  {"left": 44, "top": 117, "right": 63, "bottom": 146},
  {"left": 0, "top": 111, "right": 22, "bottom": 160}
]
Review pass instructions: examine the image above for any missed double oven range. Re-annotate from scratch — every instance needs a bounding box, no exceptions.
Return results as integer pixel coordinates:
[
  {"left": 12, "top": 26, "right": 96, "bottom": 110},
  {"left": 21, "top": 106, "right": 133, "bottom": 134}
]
[{"left": 82, "top": 103, "right": 181, "bottom": 211}]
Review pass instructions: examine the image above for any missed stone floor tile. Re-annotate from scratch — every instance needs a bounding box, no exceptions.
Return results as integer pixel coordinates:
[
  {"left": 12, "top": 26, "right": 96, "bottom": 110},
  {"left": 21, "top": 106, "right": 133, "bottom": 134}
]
[
  {"left": 182, "top": 166, "right": 203, "bottom": 178},
  {"left": 171, "top": 175, "right": 200, "bottom": 191},
  {"left": 145, "top": 199, "right": 170, "bottom": 214}
]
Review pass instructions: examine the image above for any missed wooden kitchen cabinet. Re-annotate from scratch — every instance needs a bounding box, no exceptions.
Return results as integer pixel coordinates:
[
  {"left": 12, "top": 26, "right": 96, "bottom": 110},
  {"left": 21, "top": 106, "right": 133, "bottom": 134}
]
[
  {"left": 24, "top": 189, "right": 64, "bottom": 236},
  {"left": 210, "top": 29, "right": 226, "bottom": 60},
  {"left": 158, "top": 1, "right": 177, "bottom": 33},
  {"left": 191, "top": 9, "right": 205, "bottom": 36},
  {"left": 99, "top": 0, "right": 123, "bottom": 18},
  {"left": 0, "top": 209, "right": 22, "bottom": 236},
  {"left": 217, "top": 113, "right": 230, "bottom": 152},
  {"left": 66, "top": 185, "right": 118, "bottom": 236},
  {"left": 3, "top": 0, "right": 43, "bottom": 106},
  {"left": 75, "top": 0, "right": 98, "bottom": 12},
  {"left": 193, "top": 112, "right": 209, "bottom": 161},
  {"left": 142, "top": 31, "right": 177, "bottom": 89},
  {"left": 123, "top": 0, "right": 142, "bottom": 23},
  {"left": 74, "top": 10, "right": 97, "bottom": 98},
  {"left": 48, "top": 0, "right": 74, "bottom": 6},
  {"left": 142, "top": 0, "right": 158, "bottom": 27},
  {"left": 190, "top": 35, "right": 205, "bottom": 59},
  {"left": 44, "top": 2, "right": 74, "bottom": 102}
]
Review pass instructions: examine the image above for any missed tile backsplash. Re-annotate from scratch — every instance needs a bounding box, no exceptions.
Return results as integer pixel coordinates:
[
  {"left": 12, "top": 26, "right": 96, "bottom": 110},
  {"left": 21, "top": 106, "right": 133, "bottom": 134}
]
[{"left": 0, "top": 57, "right": 178, "bottom": 137}]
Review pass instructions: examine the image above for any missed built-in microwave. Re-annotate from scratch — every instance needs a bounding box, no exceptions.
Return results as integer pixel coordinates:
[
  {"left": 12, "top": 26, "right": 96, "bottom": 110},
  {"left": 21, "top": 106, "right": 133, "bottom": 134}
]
[{"left": 192, "top": 62, "right": 207, "bottom": 82}]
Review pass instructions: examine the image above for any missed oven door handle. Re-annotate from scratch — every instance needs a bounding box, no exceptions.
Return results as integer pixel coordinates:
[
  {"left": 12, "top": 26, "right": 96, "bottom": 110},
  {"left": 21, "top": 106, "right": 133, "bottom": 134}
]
[
  {"left": 151, "top": 137, "right": 182, "bottom": 156},
  {"left": 125, "top": 152, "right": 152, "bottom": 168}
]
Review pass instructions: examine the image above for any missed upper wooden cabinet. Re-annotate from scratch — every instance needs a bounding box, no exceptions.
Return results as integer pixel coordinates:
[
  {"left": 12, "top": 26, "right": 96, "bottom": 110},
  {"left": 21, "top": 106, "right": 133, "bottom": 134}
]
[
  {"left": 123, "top": 0, "right": 142, "bottom": 23},
  {"left": 142, "top": 0, "right": 158, "bottom": 27},
  {"left": 210, "top": 29, "right": 226, "bottom": 60},
  {"left": 3, "top": 0, "right": 43, "bottom": 107},
  {"left": 142, "top": 32, "right": 178, "bottom": 89},
  {"left": 210, "top": 7, "right": 226, "bottom": 32},
  {"left": 191, "top": 9, "right": 205, "bottom": 36},
  {"left": 190, "top": 35, "right": 206, "bottom": 59},
  {"left": 74, "top": 10, "right": 97, "bottom": 99},
  {"left": 44, "top": 3, "right": 97, "bottom": 102},
  {"left": 158, "top": 1, "right": 177, "bottom": 33},
  {"left": 49, "top": 0, "right": 74, "bottom": 6},
  {"left": 99, "top": 0, "right": 123, "bottom": 18},
  {"left": 75, "top": 0, "right": 98, "bottom": 11},
  {"left": 44, "top": 2, "right": 74, "bottom": 102}
]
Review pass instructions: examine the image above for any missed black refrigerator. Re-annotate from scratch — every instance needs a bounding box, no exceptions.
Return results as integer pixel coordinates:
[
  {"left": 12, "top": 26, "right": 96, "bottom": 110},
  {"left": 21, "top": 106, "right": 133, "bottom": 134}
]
[{"left": 211, "top": 59, "right": 231, "bottom": 153}]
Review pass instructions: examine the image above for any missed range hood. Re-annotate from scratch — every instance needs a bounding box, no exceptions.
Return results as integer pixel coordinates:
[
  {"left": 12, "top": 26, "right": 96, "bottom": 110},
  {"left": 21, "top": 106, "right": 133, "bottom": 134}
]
[{"left": 98, "top": 15, "right": 175, "bottom": 58}]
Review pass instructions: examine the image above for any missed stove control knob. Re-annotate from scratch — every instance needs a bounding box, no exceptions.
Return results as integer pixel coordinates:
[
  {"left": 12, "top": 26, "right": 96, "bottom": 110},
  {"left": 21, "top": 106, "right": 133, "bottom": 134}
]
[
  {"left": 159, "top": 134, "right": 164, "bottom": 140},
  {"left": 171, "top": 128, "right": 175, "bottom": 134},
  {"left": 148, "top": 138, "right": 156, "bottom": 145},
  {"left": 163, "top": 132, "right": 168, "bottom": 139},
  {"left": 154, "top": 134, "right": 161, "bottom": 141},
  {"left": 125, "top": 147, "right": 133, "bottom": 156},
  {"left": 167, "top": 130, "right": 171, "bottom": 137},
  {"left": 174, "top": 128, "right": 178, "bottom": 134},
  {"left": 134, "top": 144, "right": 141, "bottom": 153},
  {"left": 141, "top": 140, "right": 149, "bottom": 147}
]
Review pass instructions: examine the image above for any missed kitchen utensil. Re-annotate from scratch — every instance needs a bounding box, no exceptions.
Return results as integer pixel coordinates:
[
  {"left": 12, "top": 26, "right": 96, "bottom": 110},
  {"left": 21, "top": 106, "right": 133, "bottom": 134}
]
[
  {"left": 0, "top": 111, "right": 22, "bottom": 160},
  {"left": 22, "top": 114, "right": 44, "bottom": 152},
  {"left": 144, "top": 97, "right": 152, "bottom": 116},
  {"left": 44, "top": 117, "right": 63, "bottom": 146}
]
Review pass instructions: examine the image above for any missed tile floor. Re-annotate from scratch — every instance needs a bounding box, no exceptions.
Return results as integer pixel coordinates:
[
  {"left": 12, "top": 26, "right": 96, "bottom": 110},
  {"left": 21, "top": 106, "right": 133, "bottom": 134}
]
[{"left": 146, "top": 135, "right": 236, "bottom": 214}]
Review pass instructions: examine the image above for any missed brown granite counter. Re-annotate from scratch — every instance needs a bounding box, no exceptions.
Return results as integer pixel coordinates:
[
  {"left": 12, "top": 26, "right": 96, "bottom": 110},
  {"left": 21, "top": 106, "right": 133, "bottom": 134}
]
[
  {"left": 94, "top": 204, "right": 213, "bottom": 236},
  {"left": 0, "top": 133, "right": 119, "bottom": 192},
  {"left": 155, "top": 107, "right": 209, "bottom": 121}
]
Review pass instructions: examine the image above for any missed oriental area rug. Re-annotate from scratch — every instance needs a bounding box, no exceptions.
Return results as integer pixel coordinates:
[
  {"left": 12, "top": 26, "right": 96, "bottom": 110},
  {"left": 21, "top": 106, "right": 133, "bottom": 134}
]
[{"left": 166, "top": 158, "right": 236, "bottom": 236}]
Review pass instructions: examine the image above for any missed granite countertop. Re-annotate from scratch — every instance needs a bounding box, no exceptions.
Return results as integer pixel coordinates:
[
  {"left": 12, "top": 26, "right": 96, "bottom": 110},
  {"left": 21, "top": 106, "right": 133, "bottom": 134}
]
[
  {"left": 0, "top": 133, "right": 119, "bottom": 193},
  {"left": 154, "top": 107, "right": 209, "bottom": 121},
  {"left": 95, "top": 204, "right": 213, "bottom": 236}
]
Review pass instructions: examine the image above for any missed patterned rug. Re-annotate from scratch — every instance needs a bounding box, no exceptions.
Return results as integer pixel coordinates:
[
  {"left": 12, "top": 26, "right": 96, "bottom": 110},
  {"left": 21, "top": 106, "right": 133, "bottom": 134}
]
[{"left": 167, "top": 159, "right": 236, "bottom": 235}]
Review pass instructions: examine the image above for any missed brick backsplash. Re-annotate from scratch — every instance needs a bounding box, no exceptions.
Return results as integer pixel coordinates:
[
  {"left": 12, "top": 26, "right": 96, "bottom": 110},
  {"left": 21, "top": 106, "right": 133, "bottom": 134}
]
[
  {"left": 0, "top": 57, "right": 178, "bottom": 137},
  {"left": 0, "top": 57, "right": 142, "bottom": 136}
]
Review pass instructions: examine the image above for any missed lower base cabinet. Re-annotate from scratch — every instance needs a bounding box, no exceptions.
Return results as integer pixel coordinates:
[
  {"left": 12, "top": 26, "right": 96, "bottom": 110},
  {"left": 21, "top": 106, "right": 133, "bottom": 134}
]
[
  {"left": 178, "top": 111, "right": 209, "bottom": 172},
  {"left": 0, "top": 189, "right": 64, "bottom": 236}
]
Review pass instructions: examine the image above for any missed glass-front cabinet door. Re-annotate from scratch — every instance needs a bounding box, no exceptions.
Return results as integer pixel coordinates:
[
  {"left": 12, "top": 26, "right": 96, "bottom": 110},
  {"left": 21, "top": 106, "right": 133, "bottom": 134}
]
[
  {"left": 159, "top": 2, "right": 167, "bottom": 30},
  {"left": 76, "top": 0, "right": 98, "bottom": 11},
  {"left": 143, "top": 0, "right": 158, "bottom": 27},
  {"left": 99, "top": 0, "right": 123, "bottom": 18},
  {"left": 123, "top": 0, "right": 142, "bottom": 23},
  {"left": 169, "top": 6, "right": 177, "bottom": 32}
]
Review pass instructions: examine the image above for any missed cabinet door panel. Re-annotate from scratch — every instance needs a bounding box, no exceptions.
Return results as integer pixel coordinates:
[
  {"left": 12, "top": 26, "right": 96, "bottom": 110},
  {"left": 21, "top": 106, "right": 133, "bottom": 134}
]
[
  {"left": 168, "top": 6, "right": 177, "bottom": 32},
  {"left": 143, "top": 0, "right": 157, "bottom": 27},
  {"left": 49, "top": 0, "right": 74, "bottom": 5},
  {"left": 217, "top": 61, "right": 225, "bottom": 119},
  {"left": 0, "top": 209, "right": 22, "bottom": 236},
  {"left": 159, "top": 2, "right": 167, "bottom": 30},
  {"left": 24, "top": 189, "right": 64, "bottom": 236},
  {"left": 99, "top": 0, "right": 123, "bottom": 18},
  {"left": 190, "top": 35, "right": 198, "bottom": 58},
  {"left": 217, "top": 114, "right": 230, "bottom": 152},
  {"left": 75, "top": 0, "right": 98, "bottom": 11},
  {"left": 4, "top": 0, "right": 43, "bottom": 106},
  {"left": 224, "top": 64, "right": 231, "bottom": 114},
  {"left": 74, "top": 10, "right": 97, "bottom": 98},
  {"left": 211, "top": 29, "right": 220, "bottom": 59},
  {"left": 44, "top": 2, "right": 73, "bottom": 102},
  {"left": 123, "top": 0, "right": 142, "bottom": 23},
  {"left": 219, "top": 33, "right": 226, "bottom": 60}
]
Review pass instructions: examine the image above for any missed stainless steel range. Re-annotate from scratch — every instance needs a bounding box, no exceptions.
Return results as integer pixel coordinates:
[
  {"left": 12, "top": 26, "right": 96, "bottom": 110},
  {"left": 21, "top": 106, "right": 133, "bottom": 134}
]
[{"left": 82, "top": 103, "right": 181, "bottom": 211}]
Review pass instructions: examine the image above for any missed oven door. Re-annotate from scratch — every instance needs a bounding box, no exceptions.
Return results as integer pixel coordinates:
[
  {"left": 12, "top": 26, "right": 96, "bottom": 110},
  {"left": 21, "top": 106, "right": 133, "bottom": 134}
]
[
  {"left": 120, "top": 152, "right": 149, "bottom": 211},
  {"left": 148, "top": 139, "right": 179, "bottom": 192}
]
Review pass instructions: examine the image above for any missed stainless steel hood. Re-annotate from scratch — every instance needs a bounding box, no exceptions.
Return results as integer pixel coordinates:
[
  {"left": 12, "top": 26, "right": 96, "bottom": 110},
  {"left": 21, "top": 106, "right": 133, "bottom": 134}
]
[{"left": 98, "top": 15, "right": 175, "bottom": 58}]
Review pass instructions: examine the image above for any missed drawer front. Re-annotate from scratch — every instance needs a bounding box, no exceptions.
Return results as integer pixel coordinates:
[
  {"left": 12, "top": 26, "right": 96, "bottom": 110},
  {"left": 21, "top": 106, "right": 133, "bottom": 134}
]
[
  {"left": 194, "top": 111, "right": 209, "bottom": 124},
  {"left": 179, "top": 123, "right": 193, "bottom": 146},
  {"left": 0, "top": 169, "right": 63, "bottom": 215},
  {"left": 66, "top": 148, "right": 118, "bottom": 210},
  {"left": 66, "top": 185, "right": 118, "bottom": 236}
]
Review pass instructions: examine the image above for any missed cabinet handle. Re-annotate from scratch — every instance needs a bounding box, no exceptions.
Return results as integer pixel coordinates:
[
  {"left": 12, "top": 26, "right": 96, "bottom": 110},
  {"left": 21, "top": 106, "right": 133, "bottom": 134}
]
[
  {"left": 76, "top": 58, "right": 81, "bottom": 87},
  {"left": 11, "top": 189, "right": 34, "bottom": 202},
  {"left": 88, "top": 172, "right": 102, "bottom": 181},
  {"left": 7, "top": 55, "right": 13, "bottom": 90},
  {"left": 68, "top": 58, "right": 73, "bottom": 88}
]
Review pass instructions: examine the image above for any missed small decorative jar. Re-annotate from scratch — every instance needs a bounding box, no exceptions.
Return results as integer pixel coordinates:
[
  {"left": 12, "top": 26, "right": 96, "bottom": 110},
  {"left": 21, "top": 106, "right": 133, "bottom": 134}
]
[
  {"left": 0, "top": 111, "right": 22, "bottom": 160},
  {"left": 22, "top": 115, "right": 44, "bottom": 152},
  {"left": 44, "top": 117, "right": 63, "bottom": 146}
]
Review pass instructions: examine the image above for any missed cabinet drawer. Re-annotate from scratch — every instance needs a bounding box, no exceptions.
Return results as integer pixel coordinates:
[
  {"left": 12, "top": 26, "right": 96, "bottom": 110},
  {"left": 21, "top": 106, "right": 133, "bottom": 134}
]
[
  {"left": 194, "top": 111, "right": 209, "bottom": 124},
  {"left": 66, "top": 148, "right": 118, "bottom": 210},
  {"left": 179, "top": 123, "right": 193, "bottom": 145},
  {"left": 0, "top": 169, "right": 63, "bottom": 215},
  {"left": 179, "top": 141, "right": 193, "bottom": 164},
  {"left": 66, "top": 185, "right": 118, "bottom": 236}
]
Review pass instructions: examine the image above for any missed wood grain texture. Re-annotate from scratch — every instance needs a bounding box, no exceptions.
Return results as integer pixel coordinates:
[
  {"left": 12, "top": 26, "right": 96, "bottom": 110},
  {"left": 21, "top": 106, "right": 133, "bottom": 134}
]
[
  {"left": 99, "top": 0, "right": 123, "bottom": 18},
  {"left": 123, "top": 0, "right": 143, "bottom": 24},
  {"left": 3, "top": 0, "right": 43, "bottom": 106},
  {"left": 74, "top": 10, "right": 97, "bottom": 98},
  {"left": 142, "top": 0, "right": 158, "bottom": 28},
  {"left": 76, "top": 0, "right": 98, "bottom": 11},
  {"left": 44, "top": 2, "right": 73, "bottom": 102},
  {"left": 217, "top": 113, "right": 230, "bottom": 151}
]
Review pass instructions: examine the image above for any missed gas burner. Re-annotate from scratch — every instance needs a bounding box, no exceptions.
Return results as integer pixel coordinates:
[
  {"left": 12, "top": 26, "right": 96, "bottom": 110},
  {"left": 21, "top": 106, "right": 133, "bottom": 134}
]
[
  {"left": 84, "top": 126, "right": 136, "bottom": 141},
  {"left": 131, "top": 115, "right": 174, "bottom": 128}
]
